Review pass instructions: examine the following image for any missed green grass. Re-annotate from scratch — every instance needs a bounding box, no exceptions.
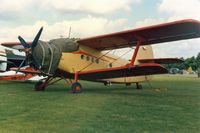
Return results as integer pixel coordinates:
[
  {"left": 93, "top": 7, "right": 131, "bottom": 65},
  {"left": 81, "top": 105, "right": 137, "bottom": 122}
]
[{"left": 0, "top": 75, "right": 199, "bottom": 133}]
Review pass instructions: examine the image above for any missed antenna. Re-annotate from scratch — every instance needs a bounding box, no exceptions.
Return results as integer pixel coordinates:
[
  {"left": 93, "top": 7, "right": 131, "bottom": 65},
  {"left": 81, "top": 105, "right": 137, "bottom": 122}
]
[{"left": 68, "top": 26, "right": 71, "bottom": 38}]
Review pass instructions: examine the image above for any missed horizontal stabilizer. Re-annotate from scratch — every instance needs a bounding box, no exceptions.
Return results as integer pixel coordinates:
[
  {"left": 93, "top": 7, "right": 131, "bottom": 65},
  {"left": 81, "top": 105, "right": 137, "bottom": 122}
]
[{"left": 138, "top": 58, "right": 184, "bottom": 64}]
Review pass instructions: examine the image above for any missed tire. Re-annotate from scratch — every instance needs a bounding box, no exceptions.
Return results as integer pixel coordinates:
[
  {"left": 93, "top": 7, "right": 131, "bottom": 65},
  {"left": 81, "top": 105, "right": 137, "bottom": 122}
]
[
  {"left": 136, "top": 83, "right": 143, "bottom": 90},
  {"left": 137, "top": 84, "right": 143, "bottom": 89},
  {"left": 35, "top": 81, "right": 45, "bottom": 91},
  {"left": 71, "top": 82, "right": 83, "bottom": 93}
]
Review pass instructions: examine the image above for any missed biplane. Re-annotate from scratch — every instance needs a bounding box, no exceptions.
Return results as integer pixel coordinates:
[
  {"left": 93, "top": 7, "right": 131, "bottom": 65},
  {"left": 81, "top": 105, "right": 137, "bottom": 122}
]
[{"left": 3, "top": 19, "right": 200, "bottom": 93}]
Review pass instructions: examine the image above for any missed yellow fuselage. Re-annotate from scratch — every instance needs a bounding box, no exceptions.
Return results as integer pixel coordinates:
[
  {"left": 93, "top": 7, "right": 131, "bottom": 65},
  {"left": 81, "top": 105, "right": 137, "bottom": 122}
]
[{"left": 58, "top": 45, "right": 154, "bottom": 83}]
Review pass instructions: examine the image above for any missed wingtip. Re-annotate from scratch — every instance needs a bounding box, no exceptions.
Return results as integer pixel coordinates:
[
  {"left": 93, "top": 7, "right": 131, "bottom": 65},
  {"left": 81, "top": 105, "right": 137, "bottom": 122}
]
[{"left": 40, "top": 27, "right": 44, "bottom": 31}]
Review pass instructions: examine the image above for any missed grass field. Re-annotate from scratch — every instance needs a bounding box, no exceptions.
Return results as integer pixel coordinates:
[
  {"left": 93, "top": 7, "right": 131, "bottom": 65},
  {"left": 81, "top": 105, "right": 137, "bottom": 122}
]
[{"left": 0, "top": 75, "right": 199, "bottom": 133}]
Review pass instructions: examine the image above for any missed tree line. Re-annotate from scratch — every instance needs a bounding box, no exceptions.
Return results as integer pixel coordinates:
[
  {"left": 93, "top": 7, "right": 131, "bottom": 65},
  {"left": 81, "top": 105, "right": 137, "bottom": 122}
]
[{"left": 164, "top": 52, "right": 200, "bottom": 71}]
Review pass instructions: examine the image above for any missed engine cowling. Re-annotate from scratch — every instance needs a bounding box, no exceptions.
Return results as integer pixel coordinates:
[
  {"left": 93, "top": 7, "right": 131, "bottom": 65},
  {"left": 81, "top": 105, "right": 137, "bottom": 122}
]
[{"left": 31, "top": 38, "right": 79, "bottom": 74}]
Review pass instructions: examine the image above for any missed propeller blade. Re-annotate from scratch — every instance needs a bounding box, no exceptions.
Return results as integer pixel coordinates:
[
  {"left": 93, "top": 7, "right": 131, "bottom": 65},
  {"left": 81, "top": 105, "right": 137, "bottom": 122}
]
[
  {"left": 15, "top": 59, "right": 26, "bottom": 74},
  {"left": 18, "top": 36, "right": 30, "bottom": 49},
  {"left": 32, "top": 27, "right": 43, "bottom": 48},
  {"left": 16, "top": 27, "right": 44, "bottom": 73}
]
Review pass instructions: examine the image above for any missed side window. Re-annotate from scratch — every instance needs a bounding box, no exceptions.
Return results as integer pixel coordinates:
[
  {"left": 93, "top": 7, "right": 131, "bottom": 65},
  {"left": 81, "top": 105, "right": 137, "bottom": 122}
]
[
  {"left": 96, "top": 59, "right": 99, "bottom": 64},
  {"left": 109, "top": 63, "right": 112, "bottom": 68},
  {"left": 81, "top": 55, "right": 84, "bottom": 60},
  {"left": 81, "top": 55, "right": 100, "bottom": 64},
  {"left": 91, "top": 58, "right": 95, "bottom": 63},
  {"left": 86, "top": 56, "right": 90, "bottom": 61}
]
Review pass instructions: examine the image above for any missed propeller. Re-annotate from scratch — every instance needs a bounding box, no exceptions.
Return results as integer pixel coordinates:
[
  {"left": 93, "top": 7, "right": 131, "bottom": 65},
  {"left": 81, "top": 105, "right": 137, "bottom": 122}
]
[
  {"left": 32, "top": 27, "right": 43, "bottom": 49},
  {"left": 18, "top": 36, "right": 30, "bottom": 49},
  {"left": 16, "top": 27, "right": 43, "bottom": 73}
]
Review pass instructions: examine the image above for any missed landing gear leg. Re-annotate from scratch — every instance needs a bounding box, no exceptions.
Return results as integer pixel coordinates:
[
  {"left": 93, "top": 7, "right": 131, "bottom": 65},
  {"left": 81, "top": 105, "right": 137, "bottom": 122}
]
[{"left": 136, "top": 82, "right": 142, "bottom": 90}]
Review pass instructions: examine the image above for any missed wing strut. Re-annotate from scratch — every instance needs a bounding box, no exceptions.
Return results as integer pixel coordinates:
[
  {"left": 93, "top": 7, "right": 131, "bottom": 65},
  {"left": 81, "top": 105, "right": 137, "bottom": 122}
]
[{"left": 130, "top": 38, "right": 142, "bottom": 66}]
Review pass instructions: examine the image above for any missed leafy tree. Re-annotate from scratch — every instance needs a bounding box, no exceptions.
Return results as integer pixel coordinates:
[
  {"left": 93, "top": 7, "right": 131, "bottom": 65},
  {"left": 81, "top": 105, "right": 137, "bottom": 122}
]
[
  {"left": 164, "top": 53, "right": 200, "bottom": 71},
  {"left": 196, "top": 52, "right": 200, "bottom": 69}
]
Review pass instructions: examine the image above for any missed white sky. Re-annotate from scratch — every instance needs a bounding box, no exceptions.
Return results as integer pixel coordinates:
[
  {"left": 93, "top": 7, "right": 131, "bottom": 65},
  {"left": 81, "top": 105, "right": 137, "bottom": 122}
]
[{"left": 0, "top": 0, "right": 199, "bottom": 58}]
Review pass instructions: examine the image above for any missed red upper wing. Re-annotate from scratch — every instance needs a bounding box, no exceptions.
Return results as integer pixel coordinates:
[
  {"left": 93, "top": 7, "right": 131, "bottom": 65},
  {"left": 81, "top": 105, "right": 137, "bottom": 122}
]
[{"left": 78, "top": 19, "right": 200, "bottom": 50}]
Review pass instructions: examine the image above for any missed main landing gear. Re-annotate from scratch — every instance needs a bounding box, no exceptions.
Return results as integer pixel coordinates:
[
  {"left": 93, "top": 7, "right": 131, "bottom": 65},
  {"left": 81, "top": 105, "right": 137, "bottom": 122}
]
[
  {"left": 34, "top": 77, "right": 55, "bottom": 91},
  {"left": 125, "top": 82, "right": 142, "bottom": 89},
  {"left": 63, "top": 73, "right": 83, "bottom": 93},
  {"left": 68, "top": 72, "right": 83, "bottom": 93},
  {"left": 71, "top": 82, "right": 83, "bottom": 93},
  {"left": 136, "top": 82, "right": 143, "bottom": 90},
  {"left": 104, "top": 81, "right": 112, "bottom": 86},
  {"left": 34, "top": 77, "right": 83, "bottom": 93}
]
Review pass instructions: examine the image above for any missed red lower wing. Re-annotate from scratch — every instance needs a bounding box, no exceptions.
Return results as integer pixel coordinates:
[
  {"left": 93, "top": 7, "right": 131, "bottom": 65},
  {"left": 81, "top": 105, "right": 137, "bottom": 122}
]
[
  {"left": 10, "top": 68, "right": 42, "bottom": 75},
  {"left": 78, "top": 63, "right": 168, "bottom": 80},
  {"left": 0, "top": 74, "right": 33, "bottom": 81}
]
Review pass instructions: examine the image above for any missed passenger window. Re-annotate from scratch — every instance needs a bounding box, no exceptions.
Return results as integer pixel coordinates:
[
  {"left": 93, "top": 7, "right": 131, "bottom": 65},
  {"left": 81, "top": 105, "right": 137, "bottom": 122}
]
[
  {"left": 96, "top": 59, "right": 99, "bottom": 64},
  {"left": 91, "top": 58, "right": 95, "bottom": 63},
  {"left": 109, "top": 63, "right": 112, "bottom": 68},
  {"left": 86, "top": 56, "right": 90, "bottom": 61},
  {"left": 81, "top": 55, "right": 84, "bottom": 60}
]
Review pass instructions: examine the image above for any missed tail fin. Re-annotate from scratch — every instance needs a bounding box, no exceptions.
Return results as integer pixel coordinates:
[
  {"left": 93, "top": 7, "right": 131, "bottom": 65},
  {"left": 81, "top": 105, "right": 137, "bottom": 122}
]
[{"left": 135, "top": 45, "right": 154, "bottom": 65}]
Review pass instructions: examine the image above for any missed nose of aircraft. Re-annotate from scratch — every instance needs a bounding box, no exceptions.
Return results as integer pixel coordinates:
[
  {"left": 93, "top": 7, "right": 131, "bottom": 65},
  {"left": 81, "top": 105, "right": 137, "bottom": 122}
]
[
  {"left": 31, "top": 41, "right": 62, "bottom": 74},
  {"left": 31, "top": 38, "right": 79, "bottom": 74},
  {"left": 17, "top": 27, "right": 63, "bottom": 74},
  {"left": 17, "top": 28, "right": 79, "bottom": 74}
]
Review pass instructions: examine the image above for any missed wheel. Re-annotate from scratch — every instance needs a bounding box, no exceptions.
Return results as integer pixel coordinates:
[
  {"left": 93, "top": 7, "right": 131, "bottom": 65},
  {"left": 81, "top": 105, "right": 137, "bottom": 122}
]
[
  {"left": 104, "top": 81, "right": 112, "bottom": 86},
  {"left": 104, "top": 82, "right": 108, "bottom": 86},
  {"left": 136, "top": 83, "right": 143, "bottom": 90},
  {"left": 35, "top": 81, "right": 45, "bottom": 91},
  {"left": 71, "top": 82, "right": 82, "bottom": 93},
  {"left": 126, "top": 83, "right": 131, "bottom": 86}
]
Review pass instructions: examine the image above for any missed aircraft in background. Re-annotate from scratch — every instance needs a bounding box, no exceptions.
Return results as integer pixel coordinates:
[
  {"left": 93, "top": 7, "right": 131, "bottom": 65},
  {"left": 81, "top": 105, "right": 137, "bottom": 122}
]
[
  {"left": 0, "top": 44, "right": 45, "bottom": 81},
  {"left": 3, "top": 19, "right": 200, "bottom": 93}
]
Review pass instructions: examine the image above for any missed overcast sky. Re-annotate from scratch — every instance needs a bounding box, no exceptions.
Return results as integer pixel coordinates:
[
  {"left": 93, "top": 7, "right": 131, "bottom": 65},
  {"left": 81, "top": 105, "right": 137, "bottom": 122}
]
[{"left": 0, "top": 0, "right": 199, "bottom": 58}]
